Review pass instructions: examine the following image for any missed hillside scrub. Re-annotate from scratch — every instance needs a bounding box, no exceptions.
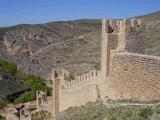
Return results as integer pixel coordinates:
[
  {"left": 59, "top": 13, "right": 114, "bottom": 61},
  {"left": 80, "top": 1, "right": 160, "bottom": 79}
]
[
  {"left": 0, "top": 59, "right": 52, "bottom": 106},
  {"left": 0, "top": 59, "right": 17, "bottom": 75},
  {"left": 31, "top": 110, "right": 51, "bottom": 120},
  {"left": 0, "top": 115, "right": 5, "bottom": 120},
  {"left": 13, "top": 74, "right": 52, "bottom": 104},
  {"left": 56, "top": 101, "right": 160, "bottom": 120}
]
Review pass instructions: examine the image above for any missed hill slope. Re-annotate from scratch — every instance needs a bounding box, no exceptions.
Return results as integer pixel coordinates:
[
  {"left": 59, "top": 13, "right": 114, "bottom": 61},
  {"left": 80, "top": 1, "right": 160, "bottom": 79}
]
[
  {"left": 138, "top": 11, "right": 160, "bottom": 56},
  {"left": 0, "top": 20, "right": 102, "bottom": 79}
]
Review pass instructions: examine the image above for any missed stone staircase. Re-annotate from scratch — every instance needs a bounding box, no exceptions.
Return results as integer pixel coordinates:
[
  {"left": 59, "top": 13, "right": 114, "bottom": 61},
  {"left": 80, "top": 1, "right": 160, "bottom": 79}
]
[
  {"left": 95, "top": 83, "right": 108, "bottom": 105},
  {"left": 95, "top": 84, "right": 101, "bottom": 100}
]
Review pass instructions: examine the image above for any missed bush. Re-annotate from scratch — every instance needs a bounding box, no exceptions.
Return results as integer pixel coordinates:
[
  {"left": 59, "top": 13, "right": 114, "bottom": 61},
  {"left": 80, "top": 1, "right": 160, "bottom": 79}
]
[
  {"left": 0, "top": 59, "right": 52, "bottom": 106},
  {"left": 31, "top": 110, "right": 51, "bottom": 120},
  {"left": 1, "top": 98, "right": 10, "bottom": 108},
  {"left": 95, "top": 64, "right": 100, "bottom": 70},
  {"left": 0, "top": 115, "right": 6, "bottom": 120},
  {"left": 56, "top": 101, "right": 107, "bottom": 120},
  {"left": 138, "top": 107, "right": 153, "bottom": 119},
  {"left": 106, "top": 107, "right": 120, "bottom": 120},
  {"left": 15, "top": 70, "right": 26, "bottom": 80},
  {"left": 14, "top": 75, "right": 52, "bottom": 104},
  {"left": 56, "top": 101, "right": 160, "bottom": 120},
  {"left": 0, "top": 59, "right": 17, "bottom": 75},
  {"left": 23, "top": 75, "right": 52, "bottom": 96},
  {"left": 14, "top": 92, "right": 35, "bottom": 104}
]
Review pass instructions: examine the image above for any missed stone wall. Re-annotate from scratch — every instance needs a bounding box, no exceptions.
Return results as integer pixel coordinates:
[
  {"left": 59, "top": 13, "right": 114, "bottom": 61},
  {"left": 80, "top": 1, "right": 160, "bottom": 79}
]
[
  {"left": 52, "top": 70, "right": 101, "bottom": 112},
  {"left": 108, "top": 52, "right": 160, "bottom": 101},
  {"left": 125, "top": 25, "right": 145, "bottom": 54},
  {"left": 64, "top": 70, "right": 100, "bottom": 88},
  {"left": 59, "top": 79, "right": 98, "bottom": 111},
  {"left": 101, "top": 19, "right": 145, "bottom": 79}
]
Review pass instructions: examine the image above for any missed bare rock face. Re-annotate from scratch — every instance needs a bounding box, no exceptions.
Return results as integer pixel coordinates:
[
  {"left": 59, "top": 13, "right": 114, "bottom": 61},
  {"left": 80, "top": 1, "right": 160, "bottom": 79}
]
[
  {"left": 0, "top": 11, "right": 160, "bottom": 79},
  {"left": 4, "top": 36, "right": 29, "bottom": 56}
]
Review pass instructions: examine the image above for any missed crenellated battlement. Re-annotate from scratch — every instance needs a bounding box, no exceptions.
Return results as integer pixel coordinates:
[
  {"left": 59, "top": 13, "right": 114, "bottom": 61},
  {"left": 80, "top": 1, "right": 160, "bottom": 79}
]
[
  {"left": 51, "top": 69, "right": 100, "bottom": 88},
  {"left": 51, "top": 69, "right": 100, "bottom": 112},
  {"left": 101, "top": 18, "right": 144, "bottom": 79},
  {"left": 51, "top": 69, "right": 100, "bottom": 90},
  {"left": 103, "top": 19, "right": 143, "bottom": 34},
  {"left": 51, "top": 69, "right": 70, "bottom": 84},
  {"left": 64, "top": 70, "right": 100, "bottom": 88},
  {"left": 128, "top": 19, "right": 142, "bottom": 28}
]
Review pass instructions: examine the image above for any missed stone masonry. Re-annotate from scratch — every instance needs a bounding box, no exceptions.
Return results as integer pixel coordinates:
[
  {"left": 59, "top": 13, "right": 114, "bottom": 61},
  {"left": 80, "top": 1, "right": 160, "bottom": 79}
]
[
  {"left": 108, "top": 52, "right": 160, "bottom": 101},
  {"left": 51, "top": 69, "right": 100, "bottom": 113},
  {"left": 101, "top": 19, "right": 144, "bottom": 79}
]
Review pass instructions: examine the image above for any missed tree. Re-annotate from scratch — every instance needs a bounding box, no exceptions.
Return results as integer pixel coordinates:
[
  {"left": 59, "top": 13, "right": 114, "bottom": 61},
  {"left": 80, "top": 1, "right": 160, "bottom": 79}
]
[
  {"left": 31, "top": 110, "right": 52, "bottom": 120},
  {"left": 0, "top": 59, "right": 17, "bottom": 75},
  {"left": 0, "top": 115, "right": 5, "bottom": 120}
]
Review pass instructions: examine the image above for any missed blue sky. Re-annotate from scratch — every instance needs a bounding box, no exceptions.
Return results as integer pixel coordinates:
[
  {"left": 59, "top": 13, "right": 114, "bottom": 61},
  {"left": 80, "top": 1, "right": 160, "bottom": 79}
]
[{"left": 0, "top": 0, "right": 160, "bottom": 27}]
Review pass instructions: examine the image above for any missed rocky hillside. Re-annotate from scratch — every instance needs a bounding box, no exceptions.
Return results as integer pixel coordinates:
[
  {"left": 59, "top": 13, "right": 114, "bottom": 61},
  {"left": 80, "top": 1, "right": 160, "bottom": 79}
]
[
  {"left": 0, "top": 60, "right": 24, "bottom": 108},
  {"left": 0, "top": 20, "right": 102, "bottom": 79},
  {"left": 136, "top": 11, "right": 160, "bottom": 56},
  {"left": 0, "top": 11, "right": 159, "bottom": 79},
  {"left": 0, "top": 67, "right": 23, "bottom": 99}
]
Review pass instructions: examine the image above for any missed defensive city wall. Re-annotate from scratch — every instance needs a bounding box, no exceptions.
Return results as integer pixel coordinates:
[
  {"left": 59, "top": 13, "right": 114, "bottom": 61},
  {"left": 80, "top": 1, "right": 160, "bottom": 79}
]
[
  {"left": 51, "top": 18, "right": 160, "bottom": 115},
  {"left": 52, "top": 69, "right": 101, "bottom": 113}
]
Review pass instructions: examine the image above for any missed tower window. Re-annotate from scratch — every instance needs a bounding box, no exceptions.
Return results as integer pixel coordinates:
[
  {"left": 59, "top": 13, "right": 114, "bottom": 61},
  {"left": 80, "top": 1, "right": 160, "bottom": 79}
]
[{"left": 108, "top": 25, "right": 114, "bottom": 33}]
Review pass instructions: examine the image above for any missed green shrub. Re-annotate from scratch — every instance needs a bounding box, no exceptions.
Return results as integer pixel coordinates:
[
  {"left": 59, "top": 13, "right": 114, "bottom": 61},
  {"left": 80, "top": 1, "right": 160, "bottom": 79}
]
[
  {"left": 95, "top": 64, "right": 100, "bottom": 70},
  {"left": 56, "top": 101, "right": 107, "bottom": 120},
  {"left": 31, "top": 110, "right": 51, "bottom": 120},
  {"left": 0, "top": 115, "right": 6, "bottom": 120},
  {"left": 0, "top": 59, "right": 17, "bottom": 75},
  {"left": 1, "top": 98, "right": 10, "bottom": 108},
  {"left": 56, "top": 101, "right": 160, "bottom": 120},
  {"left": 14, "top": 92, "right": 35, "bottom": 104},
  {"left": 0, "top": 59, "right": 52, "bottom": 106},
  {"left": 119, "top": 109, "right": 133, "bottom": 120},
  {"left": 15, "top": 70, "right": 26, "bottom": 80},
  {"left": 14, "top": 75, "right": 52, "bottom": 104},
  {"left": 138, "top": 107, "right": 153, "bottom": 119},
  {"left": 23, "top": 75, "right": 52, "bottom": 96},
  {"left": 106, "top": 107, "right": 119, "bottom": 120}
]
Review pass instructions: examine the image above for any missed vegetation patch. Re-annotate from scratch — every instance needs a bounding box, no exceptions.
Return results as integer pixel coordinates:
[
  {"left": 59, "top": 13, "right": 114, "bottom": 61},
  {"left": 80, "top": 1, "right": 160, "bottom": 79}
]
[
  {"left": 31, "top": 110, "right": 51, "bottom": 120},
  {"left": 0, "top": 59, "right": 17, "bottom": 75},
  {"left": 0, "top": 115, "right": 5, "bottom": 120},
  {"left": 95, "top": 64, "right": 100, "bottom": 70},
  {"left": 13, "top": 74, "right": 52, "bottom": 104},
  {"left": 56, "top": 101, "right": 160, "bottom": 120},
  {"left": 0, "top": 59, "right": 52, "bottom": 107}
]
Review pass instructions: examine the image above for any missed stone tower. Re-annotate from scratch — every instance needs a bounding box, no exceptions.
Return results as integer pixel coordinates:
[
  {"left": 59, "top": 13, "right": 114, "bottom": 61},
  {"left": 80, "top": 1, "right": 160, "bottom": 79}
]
[
  {"left": 100, "top": 19, "right": 143, "bottom": 79},
  {"left": 52, "top": 69, "right": 70, "bottom": 118},
  {"left": 52, "top": 69, "right": 61, "bottom": 118}
]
